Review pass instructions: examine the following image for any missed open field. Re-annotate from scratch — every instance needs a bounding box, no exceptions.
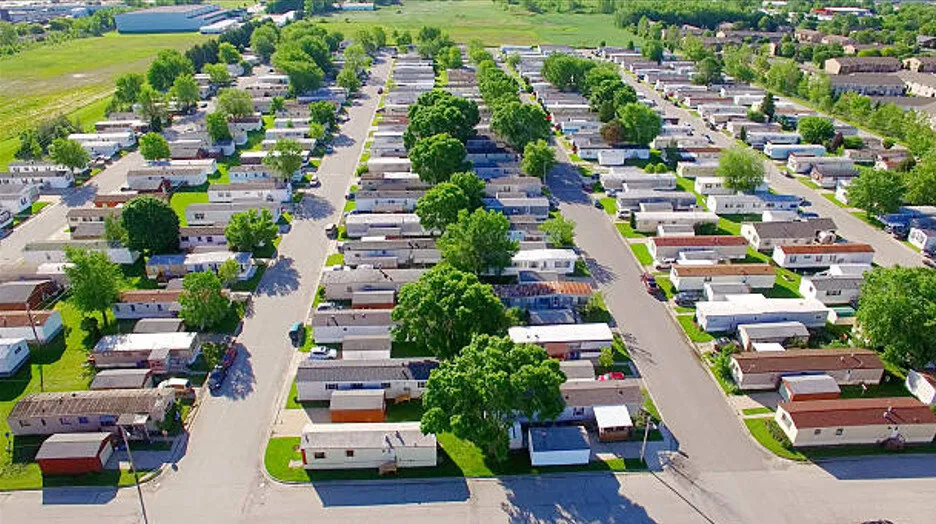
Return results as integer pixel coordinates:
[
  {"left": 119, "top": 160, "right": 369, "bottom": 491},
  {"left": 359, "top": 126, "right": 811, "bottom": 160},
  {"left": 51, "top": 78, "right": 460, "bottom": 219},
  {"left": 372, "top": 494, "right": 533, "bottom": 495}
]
[
  {"left": 0, "top": 32, "right": 208, "bottom": 169},
  {"left": 313, "top": 1, "right": 639, "bottom": 47}
]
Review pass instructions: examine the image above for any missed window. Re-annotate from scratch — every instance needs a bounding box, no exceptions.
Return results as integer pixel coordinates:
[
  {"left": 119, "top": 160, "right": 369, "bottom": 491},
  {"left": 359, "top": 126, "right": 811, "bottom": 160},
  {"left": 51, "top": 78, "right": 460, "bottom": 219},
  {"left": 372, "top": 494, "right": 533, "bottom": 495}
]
[
  {"left": 573, "top": 407, "right": 586, "bottom": 416},
  {"left": 325, "top": 383, "right": 338, "bottom": 390},
  {"left": 18, "top": 420, "right": 30, "bottom": 427},
  {"left": 813, "top": 428, "right": 822, "bottom": 435},
  {"left": 827, "top": 289, "right": 842, "bottom": 296},
  {"left": 417, "top": 381, "right": 427, "bottom": 388},
  {"left": 313, "top": 452, "right": 326, "bottom": 459},
  {"left": 380, "top": 382, "right": 391, "bottom": 388},
  {"left": 835, "top": 428, "right": 844, "bottom": 436},
  {"left": 346, "top": 450, "right": 354, "bottom": 457},
  {"left": 78, "top": 417, "right": 89, "bottom": 424},
  {"left": 60, "top": 417, "right": 71, "bottom": 425}
]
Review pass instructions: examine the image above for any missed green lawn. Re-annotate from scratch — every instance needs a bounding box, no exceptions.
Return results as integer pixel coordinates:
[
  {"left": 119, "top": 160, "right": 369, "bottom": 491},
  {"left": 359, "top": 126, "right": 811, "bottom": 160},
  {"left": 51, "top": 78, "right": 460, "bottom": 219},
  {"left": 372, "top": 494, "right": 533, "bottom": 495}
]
[
  {"left": 629, "top": 243, "right": 653, "bottom": 266},
  {"left": 285, "top": 380, "right": 328, "bottom": 410},
  {"left": 343, "top": 200, "right": 357, "bottom": 213},
  {"left": 796, "top": 177, "right": 822, "bottom": 190},
  {"left": 653, "top": 273, "right": 675, "bottom": 301},
  {"left": 599, "top": 196, "right": 616, "bottom": 215},
  {"left": 839, "top": 380, "right": 913, "bottom": 399},
  {"left": 228, "top": 263, "right": 267, "bottom": 293},
  {"left": 320, "top": 2, "right": 641, "bottom": 47},
  {"left": 716, "top": 214, "right": 761, "bottom": 236},
  {"left": 386, "top": 400, "right": 425, "bottom": 422},
  {"left": 325, "top": 253, "right": 345, "bottom": 266},
  {"left": 675, "top": 177, "right": 705, "bottom": 207},
  {"left": 744, "top": 418, "right": 806, "bottom": 461},
  {"left": 169, "top": 189, "right": 209, "bottom": 226},
  {"left": 298, "top": 325, "right": 315, "bottom": 353},
  {"left": 743, "top": 248, "right": 802, "bottom": 299},
  {"left": 616, "top": 222, "right": 651, "bottom": 239},
  {"left": 742, "top": 407, "right": 774, "bottom": 416},
  {"left": 0, "top": 300, "right": 121, "bottom": 489},
  {"left": 0, "top": 32, "right": 208, "bottom": 169},
  {"left": 12, "top": 201, "right": 51, "bottom": 227},
  {"left": 390, "top": 341, "right": 434, "bottom": 358},
  {"left": 675, "top": 314, "right": 714, "bottom": 343},
  {"left": 851, "top": 211, "right": 884, "bottom": 229},
  {"left": 821, "top": 192, "right": 850, "bottom": 209}
]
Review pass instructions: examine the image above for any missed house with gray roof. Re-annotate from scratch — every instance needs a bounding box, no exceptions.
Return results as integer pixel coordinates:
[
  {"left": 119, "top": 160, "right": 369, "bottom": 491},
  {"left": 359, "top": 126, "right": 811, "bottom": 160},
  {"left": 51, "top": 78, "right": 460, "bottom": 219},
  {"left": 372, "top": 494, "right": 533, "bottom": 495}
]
[{"left": 295, "top": 358, "right": 439, "bottom": 402}]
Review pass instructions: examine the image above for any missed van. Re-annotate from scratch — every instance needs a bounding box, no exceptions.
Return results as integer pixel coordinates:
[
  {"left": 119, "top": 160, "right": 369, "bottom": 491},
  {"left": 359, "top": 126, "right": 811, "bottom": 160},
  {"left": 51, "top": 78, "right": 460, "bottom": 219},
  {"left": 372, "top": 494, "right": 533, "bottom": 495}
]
[{"left": 288, "top": 322, "right": 305, "bottom": 346}]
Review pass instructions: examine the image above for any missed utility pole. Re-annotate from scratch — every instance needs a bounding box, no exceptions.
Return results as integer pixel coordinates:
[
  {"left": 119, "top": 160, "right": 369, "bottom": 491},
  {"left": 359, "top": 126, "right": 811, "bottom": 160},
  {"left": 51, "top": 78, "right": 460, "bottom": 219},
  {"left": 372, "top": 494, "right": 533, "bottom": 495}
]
[
  {"left": 639, "top": 408, "right": 652, "bottom": 466},
  {"left": 24, "top": 302, "right": 43, "bottom": 392},
  {"left": 119, "top": 426, "right": 150, "bottom": 524}
]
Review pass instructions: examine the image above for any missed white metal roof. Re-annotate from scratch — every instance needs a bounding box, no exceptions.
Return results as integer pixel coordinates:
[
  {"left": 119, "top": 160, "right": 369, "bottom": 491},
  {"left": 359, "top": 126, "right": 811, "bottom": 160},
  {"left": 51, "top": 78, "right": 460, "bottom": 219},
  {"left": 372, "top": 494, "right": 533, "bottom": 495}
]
[
  {"left": 594, "top": 405, "right": 634, "bottom": 430},
  {"left": 781, "top": 374, "right": 841, "bottom": 395},
  {"left": 512, "top": 249, "right": 578, "bottom": 262},
  {"left": 509, "top": 323, "right": 613, "bottom": 344},
  {"left": 752, "top": 342, "right": 786, "bottom": 352},
  {"left": 92, "top": 332, "right": 198, "bottom": 354}
]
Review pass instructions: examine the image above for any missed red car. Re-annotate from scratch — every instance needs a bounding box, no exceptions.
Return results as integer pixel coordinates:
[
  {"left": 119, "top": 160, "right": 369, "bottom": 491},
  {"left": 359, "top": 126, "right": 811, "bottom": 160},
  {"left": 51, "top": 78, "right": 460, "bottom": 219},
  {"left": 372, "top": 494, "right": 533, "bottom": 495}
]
[
  {"left": 598, "top": 372, "right": 626, "bottom": 381},
  {"left": 641, "top": 273, "right": 659, "bottom": 294}
]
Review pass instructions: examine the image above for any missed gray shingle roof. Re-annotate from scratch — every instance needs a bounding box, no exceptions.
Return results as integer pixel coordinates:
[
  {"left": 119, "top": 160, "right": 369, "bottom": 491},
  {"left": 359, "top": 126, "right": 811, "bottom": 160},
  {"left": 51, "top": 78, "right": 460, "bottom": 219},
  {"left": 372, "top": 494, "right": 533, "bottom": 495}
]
[{"left": 296, "top": 359, "right": 439, "bottom": 383}]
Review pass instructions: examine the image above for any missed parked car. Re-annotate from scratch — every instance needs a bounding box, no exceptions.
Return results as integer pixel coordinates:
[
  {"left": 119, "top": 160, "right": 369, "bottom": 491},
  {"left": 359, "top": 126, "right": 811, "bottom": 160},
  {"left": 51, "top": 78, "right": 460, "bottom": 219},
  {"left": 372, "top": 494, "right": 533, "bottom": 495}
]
[
  {"left": 598, "top": 372, "right": 626, "bottom": 381},
  {"left": 325, "top": 223, "right": 338, "bottom": 238},
  {"left": 308, "top": 346, "right": 338, "bottom": 360},
  {"left": 377, "top": 86, "right": 384, "bottom": 94},
  {"left": 158, "top": 378, "right": 195, "bottom": 400},
  {"left": 288, "top": 322, "right": 305, "bottom": 346},
  {"left": 617, "top": 209, "right": 632, "bottom": 220},
  {"left": 641, "top": 273, "right": 659, "bottom": 294},
  {"left": 307, "top": 175, "right": 320, "bottom": 187},
  {"left": 325, "top": 145, "right": 334, "bottom": 154},
  {"left": 593, "top": 197, "right": 604, "bottom": 209},
  {"left": 208, "top": 365, "right": 228, "bottom": 392}
]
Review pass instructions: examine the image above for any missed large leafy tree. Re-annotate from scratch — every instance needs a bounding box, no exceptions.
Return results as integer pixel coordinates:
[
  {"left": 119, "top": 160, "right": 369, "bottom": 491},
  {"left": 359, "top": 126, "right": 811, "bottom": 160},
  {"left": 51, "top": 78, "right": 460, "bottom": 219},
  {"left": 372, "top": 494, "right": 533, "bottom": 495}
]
[
  {"left": 250, "top": 24, "right": 279, "bottom": 62},
  {"left": 225, "top": 209, "right": 279, "bottom": 252},
  {"left": 717, "top": 146, "right": 765, "bottom": 193},
  {"left": 263, "top": 138, "right": 304, "bottom": 181},
  {"left": 218, "top": 42, "right": 242, "bottom": 64},
  {"left": 420, "top": 335, "right": 566, "bottom": 461},
  {"left": 139, "top": 132, "right": 170, "bottom": 161},
  {"left": 170, "top": 74, "right": 201, "bottom": 113},
  {"left": 148, "top": 49, "right": 194, "bottom": 92},
  {"left": 521, "top": 140, "right": 556, "bottom": 179},
  {"left": 216, "top": 88, "right": 255, "bottom": 119},
  {"left": 797, "top": 116, "right": 836, "bottom": 145},
  {"left": 415, "top": 182, "right": 469, "bottom": 232},
  {"left": 272, "top": 42, "right": 325, "bottom": 94},
  {"left": 848, "top": 168, "right": 905, "bottom": 218},
  {"left": 137, "top": 84, "right": 170, "bottom": 131},
  {"left": 121, "top": 195, "right": 180, "bottom": 254},
  {"left": 64, "top": 247, "right": 122, "bottom": 327},
  {"left": 404, "top": 89, "right": 479, "bottom": 148},
  {"left": 50, "top": 138, "right": 89, "bottom": 175},
  {"left": 308, "top": 101, "right": 336, "bottom": 130},
  {"left": 438, "top": 208, "right": 519, "bottom": 275},
  {"left": 539, "top": 214, "right": 576, "bottom": 247},
  {"left": 203, "top": 63, "right": 232, "bottom": 86},
  {"left": 449, "top": 172, "right": 485, "bottom": 210},
  {"left": 906, "top": 154, "right": 936, "bottom": 205},
  {"left": 392, "top": 264, "right": 509, "bottom": 360},
  {"left": 337, "top": 67, "right": 362, "bottom": 93},
  {"left": 542, "top": 52, "right": 593, "bottom": 91},
  {"left": 112, "top": 73, "right": 145, "bottom": 109},
  {"left": 205, "top": 111, "right": 232, "bottom": 143},
  {"left": 179, "top": 271, "right": 231, "bottom": 331},
  {"left": 490, "top": 101, "right": 551, "bottom": 151},
  {"left": 617, "top": 103, "right": 662, "bottom": 145},
  {"left": 408, "top": 133, "right": 468, "bottom": 184},
  {"left": 857, "top": 267, "right": 936, "bottom": 369}
]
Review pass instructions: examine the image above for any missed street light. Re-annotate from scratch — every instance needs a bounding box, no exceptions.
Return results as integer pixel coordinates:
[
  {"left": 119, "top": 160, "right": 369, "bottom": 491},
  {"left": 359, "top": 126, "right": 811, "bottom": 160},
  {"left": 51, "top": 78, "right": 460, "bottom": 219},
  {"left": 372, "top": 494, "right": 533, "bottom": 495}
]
[
  {"left": 639, "top": 407, "right": 653, "bottom": 466},
  {"left": 119, "top": 426, "right": 150, "bottom": 524}
]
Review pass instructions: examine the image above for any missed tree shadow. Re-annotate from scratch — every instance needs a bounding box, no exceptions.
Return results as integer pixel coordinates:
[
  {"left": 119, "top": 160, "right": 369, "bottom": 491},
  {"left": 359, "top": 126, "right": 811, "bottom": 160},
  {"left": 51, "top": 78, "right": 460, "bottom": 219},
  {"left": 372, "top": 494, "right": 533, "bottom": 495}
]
[
  {"left": 547, "top": 162, "right": 591, "bottom": 204},
  {"left": 257, "top": 256, "right": 301, "bottom": 297},
  {"left": 314, "top": 477, "right": 470, "bottom": 507},
  {"left": 814, "top": 453, "right": 936, "bottom": 480},
  {"left": 500, "top": 473, "right": 658, "bottom": 523},
  {"left": 331, "top": 133, "right": 357, "bottom": 148},
  {"left": 219, "top": 343, "right": 254, "bottom": 401},
  {"left": 41, "top": 486, "right": 118, "bottom": 505},
  {"left": 293, "top": 194, "right": 335, "bottom": 221},
  {"left": 61, "top": 185, "right": 96, "bottom": 208},
  {"left": 585, "top": 257, "right": 617, "bottom": 285}
]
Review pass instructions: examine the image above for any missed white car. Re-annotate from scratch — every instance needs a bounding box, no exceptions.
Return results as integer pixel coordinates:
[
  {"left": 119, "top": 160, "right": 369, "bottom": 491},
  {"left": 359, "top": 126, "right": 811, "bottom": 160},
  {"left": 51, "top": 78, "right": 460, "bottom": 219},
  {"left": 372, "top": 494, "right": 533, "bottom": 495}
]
[{"left": 308, "top": 346, "right": 338, "bottom": 360}]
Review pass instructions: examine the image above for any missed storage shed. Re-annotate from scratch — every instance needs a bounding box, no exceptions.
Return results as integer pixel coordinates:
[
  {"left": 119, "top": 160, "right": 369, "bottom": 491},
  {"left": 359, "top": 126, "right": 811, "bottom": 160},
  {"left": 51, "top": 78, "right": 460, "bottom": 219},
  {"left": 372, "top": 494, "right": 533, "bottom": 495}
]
[
  {"left": 528, "top": 426, "right": 591, "bottom": 466},
  {"left": 780, "top": 374, "right": 841, "bottom": 402},
  {"left": 329, "top": 389, "right": 386, "bottom": 423},
  {"left": 594, "top": 405, "right": 634, "bottom": 442},
  {"left": 90, "top": 368, "right": 154, "bottom": 390},
  {"left": 35, "top": 433, "right": 114, "bottom": 475}
]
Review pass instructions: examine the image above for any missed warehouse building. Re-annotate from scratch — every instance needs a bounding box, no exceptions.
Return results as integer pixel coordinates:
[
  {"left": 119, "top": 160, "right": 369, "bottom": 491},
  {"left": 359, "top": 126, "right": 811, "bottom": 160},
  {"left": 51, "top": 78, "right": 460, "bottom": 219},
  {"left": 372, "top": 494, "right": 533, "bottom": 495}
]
[{"left": 115, "top": 4, "right": 230, "bottom": 34}]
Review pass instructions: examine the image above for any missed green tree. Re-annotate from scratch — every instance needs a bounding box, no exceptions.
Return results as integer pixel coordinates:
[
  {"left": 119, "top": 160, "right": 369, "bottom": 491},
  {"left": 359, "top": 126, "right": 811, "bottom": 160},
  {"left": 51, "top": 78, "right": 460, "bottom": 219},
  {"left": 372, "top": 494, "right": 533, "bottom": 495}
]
[
  {"left": 906, "top": 155, "right": 936, "bottom": 205},
  {"left": 218, "top": 42, "right": 241, "bottom": 64},
  {"left": 408, "top": 133, "right": 468, "bottom": 184},
  {"left": 15, "top": 129, "right": 43, "bottom": 161},
  {"left": 263, "top": 138, "right": 304, "bottom": 181},
  {"left": 450, "top": 172, "right": 485, "bottom": 210},
  {"left": 121, "top": 195, "right": 180, "bottom": 254},
  {"left": 148, "top": 49, "right": 194, "bottom": 92},
  {"left": 170, "top": 74, "right": 200, "bottom": 112},
  {"left": 797, "top": 116, "right": 835, "bottom": 145},
  {"left": 217, "top": 258, "right": 241, "bottom": 287},
  {"left": 50, "top": 138, "right": 89, "bottom": 176},
  {"left": 139, "top": 132, "right": 170, "bottom": 161},
  {"left": 490, "top": 101, "right": 551, "bottom": 151},
  {"left": 437, "top": 45, "right": 463, "bottom": 70},
  {"left": 415, "top": 182, "right": 469, "bottom": 232},
  {"left": 617, "top": 103, "right": 662, "bottom": 145},
  {"left": 224, "top": 208, "right": 279, "bottom": 252},
  {"left": 113, "top": 72, "right": 145, "bottom": 108},
  {"left": 642, "top": 40, "right": 664, "bottom": 63},
  {"left": 420, "top": 334, "right": 565, "bottom": 461},
  {"left": 203, "top": 63, "right": 232, "bottom": 86},
  {"left": 392, "top": 264, "right": 509, "bottom": 360},
  {"left": 138, "top": 84, "right": 169, "bottom": 131},
  {"left": 539, "top": 214, "right": 576, "bottom": 247},
  {"left": 760, "top": 91, "right": 776, "bottom": 120},
  {"left": 270, "top": 96, "right": 286, "bottom": 114},
  {"left": 439, "top": 208, "right": 519, "bottom": 275},
  {"left": 64, "top": 247, "right": 121, "bottom": 327},
  {"left": 250, "top": 24, "right": 278, "bottom": 62},
  {"left": 404, "top": 89, "right": 479, "bottom": 147},
  {"left": 308, "top": 101, "right": 336, "bottom": 129},
  {"left": 103, "top": 215, "right": 127, "bottom": 245},
  {"left": 337, "top": 67, "right": 361, "bottom": 93},
  {"left": 521, "top": 140, "right": 556, "bottom": 178},
  {"left": 693, "top": 56, "right": 722, "bottom": 85},
  {"left": 764, "top": 60, "right": 801, "bottom": 95},
  {"left": 205, "top": 111, "right": 232, "bottom": 143},
  {"left": 179, "top": 271, "right": 230, "bottom": 331},
  {"left": 216, "top": 88, "right": 254, "bottom": 119},
  {"left": 505, "top": 52, "right": 521, "bottom": 70},
  {"left": 857, "top": 267, "right": 936, "bottom": 369},
  {"left": 717, "top": 146, "right": 765, "bottom": 193},
  {"left": 542, "top": 53, "right": 593, "bottom": 91},
  {"left": 847, "top": 168, "right": 905, "bottom": 217}
]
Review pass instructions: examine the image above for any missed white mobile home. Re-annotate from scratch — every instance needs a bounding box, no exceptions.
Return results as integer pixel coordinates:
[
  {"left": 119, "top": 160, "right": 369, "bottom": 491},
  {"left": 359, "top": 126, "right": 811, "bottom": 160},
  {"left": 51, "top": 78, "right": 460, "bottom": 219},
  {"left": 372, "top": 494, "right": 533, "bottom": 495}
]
[
  {"left": 508, "top": 323, "right": 613, "bottom": 360},
  {"left": 695, "top": 294, "right": 830, "bottom": 333},
  {"left": 706, "top": 193, "right": 800, "bottom": 215},
  {"left": 798, "top": 264, "right": 870, "bottom": 305},
  {"left": 0, "top": 338, "right": 30, "bottom": 378},
  {"left": 633, "top": 211, "right": 719, "bottom": 233},
  {"left": 22, "top": 241, "right": 139, "bottom": 265},
  {"left": 300, "top": 422, "right": 437, "bottom": 470},
  {"left": 649, "top": 235, "right": 749, "bottom": 263},
  {"left": 502, "top": 249, "right": 577, "bottom": 277},
  {"left": 907, "top": 370, "right": 936, "bottom": 406},
  {"left": 185, "top": 201, "right": 282, "bottom": 226},
  {"left": 737, "top": 321, "right": 810, "bottom": 350},
  {"left": 207, "top": 182, "right": 291, "bottom": 203},
  {"left": 764, "top": 143, "right": 827, "bottom": 160},
  {"left": 772, "top": 243, "right": 874, "bottom": 269},
  {"left": 294, "top": 358, "right": 439, "bottom": 402},
  {"left": 669, "top": 264, "right": 776, "bottom": 292},
  {"left": 694, "top": 176, "right": 768, "bottom": 196},
  {"left": 730, "top": 348, "right": 884, "bottom": 391},
  {"left": 775, "top": 397, "right": 936, "bottom": 447}
]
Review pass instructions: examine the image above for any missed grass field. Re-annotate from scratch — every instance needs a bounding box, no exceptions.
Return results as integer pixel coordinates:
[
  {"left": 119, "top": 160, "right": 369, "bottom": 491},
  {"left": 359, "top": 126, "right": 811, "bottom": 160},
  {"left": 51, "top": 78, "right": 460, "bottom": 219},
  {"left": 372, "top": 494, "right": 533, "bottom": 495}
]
[
  {"left": 0, "top": 31, "right": 208, "bottom": 169},
  {"left": 676, "top": 314, "right": 714, "bottom": 343},
  {"left": 629, "top": 243, "right": 653, "bottom": 266},
  {"left": 313, "top": 1, "right": 639, "bottom": 47}
]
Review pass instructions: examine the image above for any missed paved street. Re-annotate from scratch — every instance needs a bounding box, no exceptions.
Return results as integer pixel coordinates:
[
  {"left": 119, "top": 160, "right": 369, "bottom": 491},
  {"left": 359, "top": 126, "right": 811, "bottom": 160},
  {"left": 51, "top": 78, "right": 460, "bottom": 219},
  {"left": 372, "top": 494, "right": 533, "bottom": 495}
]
[
  {"left": 3, "top": 57, "right": 936, "bottom": 524},
  {"left": 619, "top": 71, "right": 922, "bottom": 268}
]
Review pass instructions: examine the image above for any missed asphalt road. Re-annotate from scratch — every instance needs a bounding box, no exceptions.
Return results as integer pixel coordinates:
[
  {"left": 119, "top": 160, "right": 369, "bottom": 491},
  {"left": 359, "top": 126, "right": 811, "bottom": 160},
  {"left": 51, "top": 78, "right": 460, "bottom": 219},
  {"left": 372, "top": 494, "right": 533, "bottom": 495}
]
[{"left": 619, "top": 71, "right": 922, "bottom": 268}]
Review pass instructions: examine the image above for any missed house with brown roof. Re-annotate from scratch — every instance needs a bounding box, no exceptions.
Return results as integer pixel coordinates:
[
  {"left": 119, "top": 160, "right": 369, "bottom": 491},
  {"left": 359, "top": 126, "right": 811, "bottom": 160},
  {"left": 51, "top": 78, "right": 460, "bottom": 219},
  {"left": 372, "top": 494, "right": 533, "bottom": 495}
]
[
  {"left": 112, "top": 289, "right": 182, "bottom": 320},
  {"left": 669, "top": 264, "right": 776, "bottom": 292},
  {"left": 903, "top": 56, "right": 936, "bottom": 73},
  {"left": 494, "top": 281, "right": 592, "bottom": 310},
  {"left": 775, "top": 397, "right": 936, "bottom": 447},
  {"left": 0, "top": 309, "right": 63, "bottom": 343},
  {"left": 178, "top": 225, "right": 227, "bottom": 250},
  {"left": 828, "top": 74, "right": 906, "bottom": 96},
  {"left": 0, "top": 280, "right": 59, "bottom": 311},
  {"left": 772, "top": 243, "right": 874, "bottom": 269},
  {"left": 7, "top": 389, "right": 175, "bottom": 437},
  {"left": 824, "top": 56, "right": 901, "bottom": 75},
  {"left": 552, "top": 380, "right": 644, "bottom": 424},
  {"left": 729, "top": 348, "right": 884, "bottom": 390},
  {"left": 649, "top": 236, "right": 749, "bottom": 264}
]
